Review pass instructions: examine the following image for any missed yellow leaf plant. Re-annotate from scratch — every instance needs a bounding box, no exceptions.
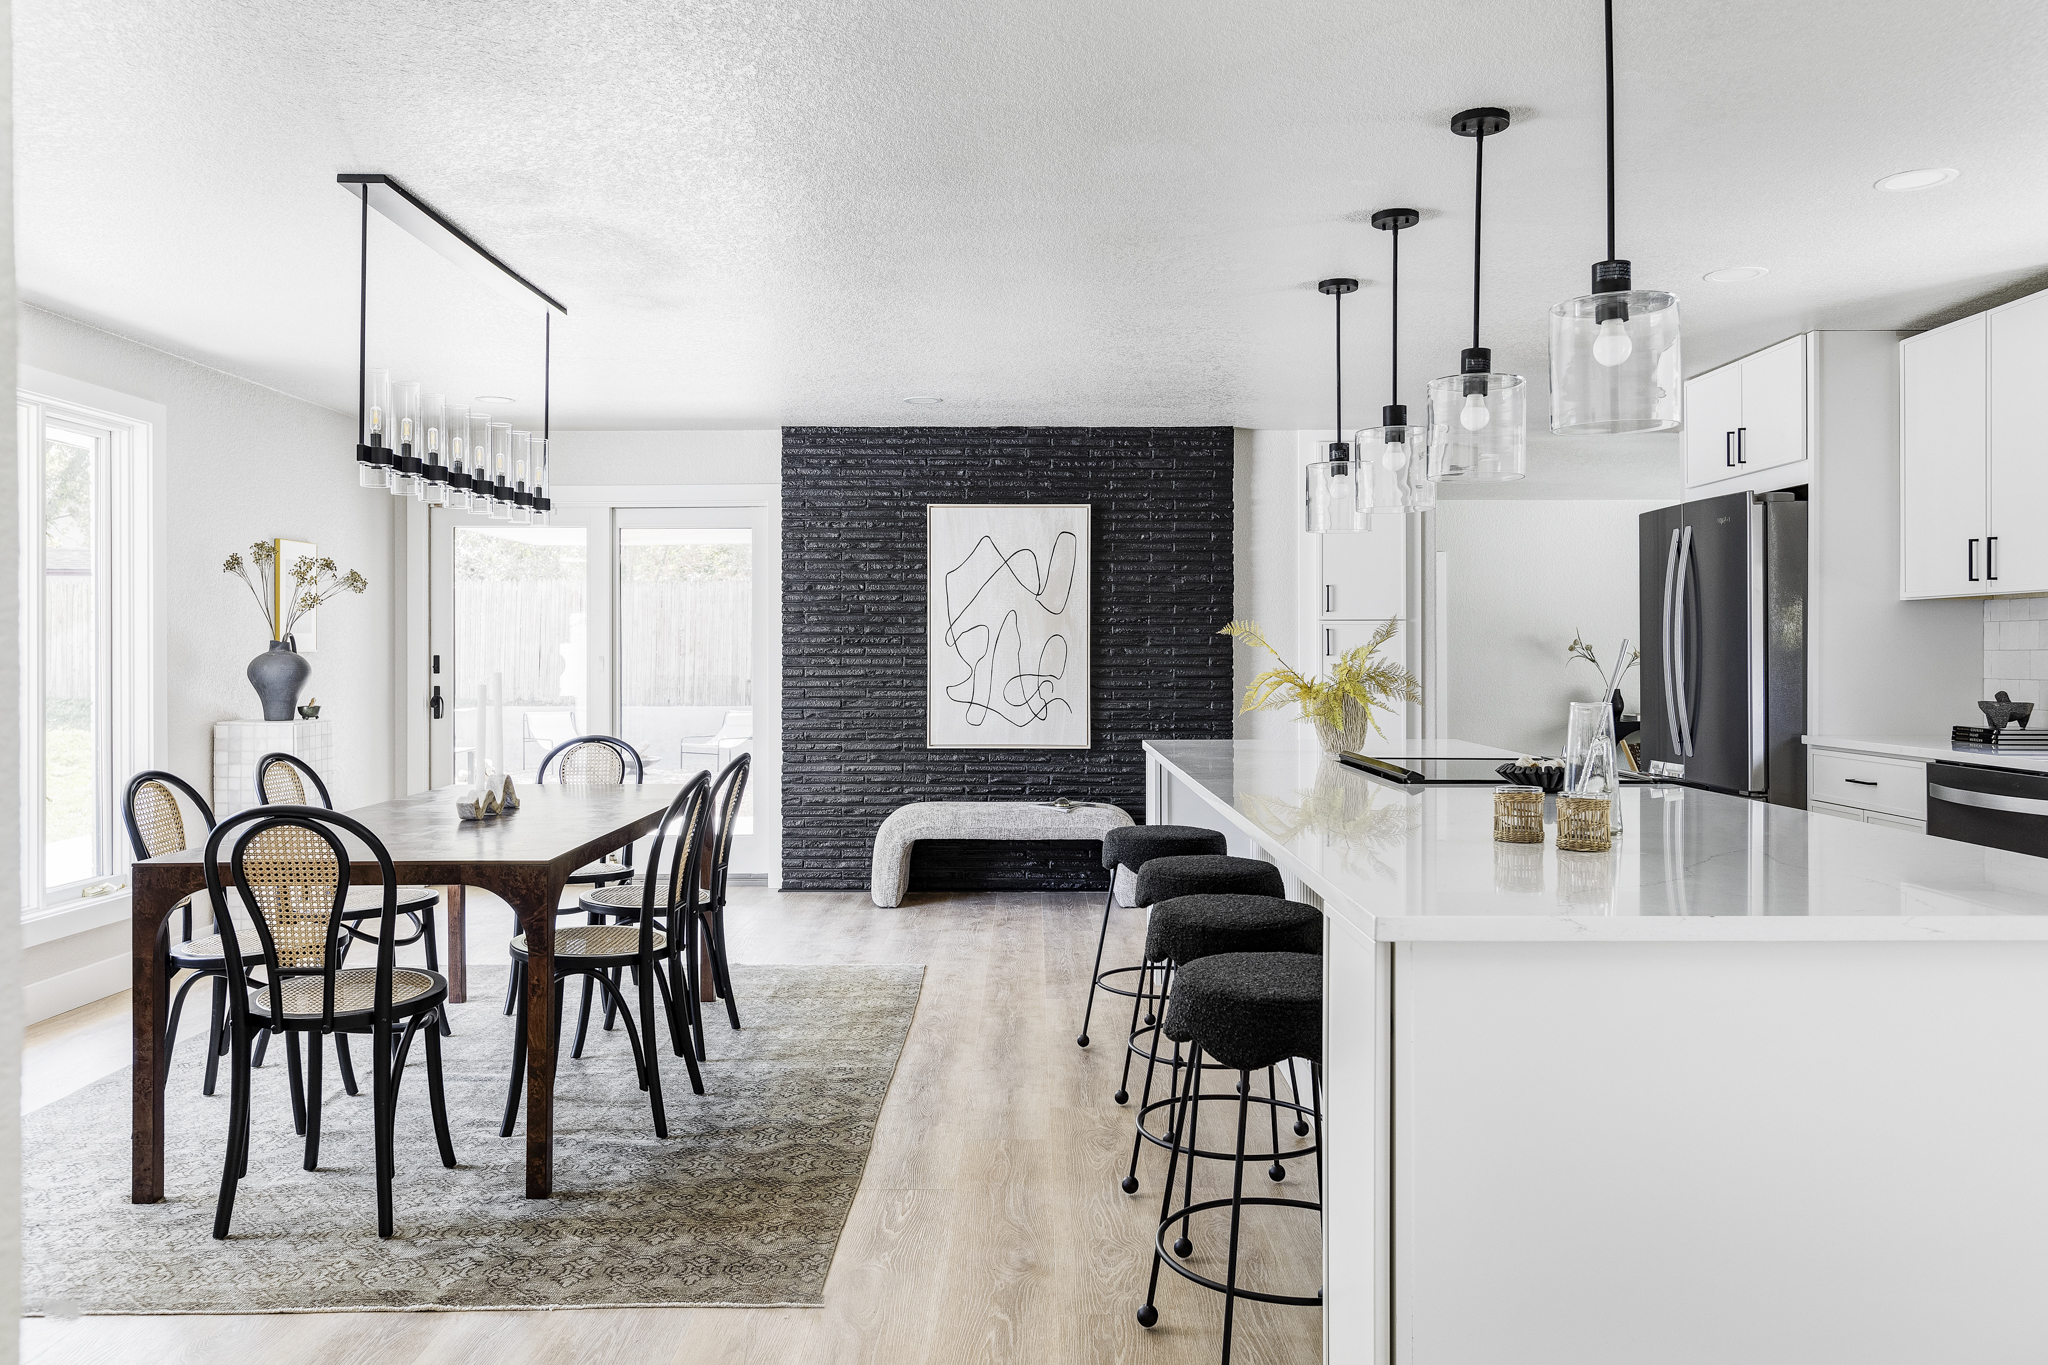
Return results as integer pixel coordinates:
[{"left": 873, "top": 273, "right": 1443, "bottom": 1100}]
[{"left": 1218, "top": 617, "right": 1423, "bottom": 741}]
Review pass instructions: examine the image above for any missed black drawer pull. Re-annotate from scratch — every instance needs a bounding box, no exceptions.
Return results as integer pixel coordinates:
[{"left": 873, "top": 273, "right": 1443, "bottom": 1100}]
[{"left": 1843, "top": 778, "right": 1878, "bottom": 786}]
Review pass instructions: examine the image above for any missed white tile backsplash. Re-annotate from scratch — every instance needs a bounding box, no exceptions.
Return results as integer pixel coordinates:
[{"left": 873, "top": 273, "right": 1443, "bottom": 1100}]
[{"left": 1983, "top": 597, "right": 2048, "bottom": 708}]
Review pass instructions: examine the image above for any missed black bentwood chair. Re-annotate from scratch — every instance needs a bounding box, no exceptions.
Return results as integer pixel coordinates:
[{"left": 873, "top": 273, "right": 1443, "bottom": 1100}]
[
  {"left": 204, "top": 806, "right": 456, "bottom": 1240},
  {"left": 124, "top": 771, "right": 251, "bottom": 1096},
  {"left": 579, "top": 752, "right": 750, "bottom": 1062},
  {"left": 258, "top": 751, "right": 449, "bottom": 1050},
  {"left": 507, "top": 734, "right": 649, "bottom": 1021},
  {"left": 502, "top": 772, "right": 711, "bottom": 1138}
]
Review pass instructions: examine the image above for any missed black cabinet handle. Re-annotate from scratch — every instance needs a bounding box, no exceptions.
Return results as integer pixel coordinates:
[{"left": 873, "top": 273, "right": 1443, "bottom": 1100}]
[
  {"left": 1844, "top": 778, "right": 1878, "bottom": 786},
  {"left": 429, "top": 685, "right": 444, "bottom": 720},
  {"left": 1725, "top": 431, "right": 1735, "bottom": 468},
  {"left": 1324, "top": 584, "right": 1334, "bottom": 613},
  {"left": 1969, "top": 538, "right": 1980, "bottom": 582},
  {"left": 1988, "top": 536, "right": 1999, "bottom": 581},
  {"left": 1736, "top": 427, "right": 1747, "bottom": 463}
]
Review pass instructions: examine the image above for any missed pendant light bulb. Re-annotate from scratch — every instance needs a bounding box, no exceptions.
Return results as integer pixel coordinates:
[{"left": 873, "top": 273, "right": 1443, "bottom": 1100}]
[
  {"left": 1547, "top": 0, "right": 1680, "bottom": 433},
  {"left": 1305, "top": 277, "right": 1370, "bottom": 533},
  {"left": 1359, "top": 207, "right": 1431, "bottom": 511},
  {"left": 1592, "top": 316, "right": 1633, "bottom": 366},
  {"left": 1426, "top": 111, "right": 1525, "bottom": 482},
  {"left": 1459, "top": 392, "right": 1493, "bottom": 430}
]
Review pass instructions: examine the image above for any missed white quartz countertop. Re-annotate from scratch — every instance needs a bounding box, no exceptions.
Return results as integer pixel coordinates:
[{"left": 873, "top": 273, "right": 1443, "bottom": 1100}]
[
  {"left": 1146, "top": 739, "right": 2048, "bottom": 943},
  {"left": 1803, "top": 733, "right": 2048, "bottom": 774}
]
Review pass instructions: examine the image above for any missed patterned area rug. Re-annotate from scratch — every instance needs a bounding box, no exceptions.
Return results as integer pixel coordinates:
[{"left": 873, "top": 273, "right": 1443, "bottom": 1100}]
[{"left": 24, "top": 963, "right": 924, "bottom": 1314}]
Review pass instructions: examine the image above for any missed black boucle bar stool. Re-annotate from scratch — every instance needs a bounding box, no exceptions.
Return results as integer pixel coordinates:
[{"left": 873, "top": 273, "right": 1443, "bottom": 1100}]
[
  {"left": 1077, "top": 825, "right": 1228, "bottom": 1052},
  {"left": 1138, "top": 951, "right": 1323, "bottom": 1364},
  {"left": 1115, "top": 855, "right": 1284, "bottom": 1113},
  {"left": 1122, "top": 893, "right": 1322, "bottom": 1195}
]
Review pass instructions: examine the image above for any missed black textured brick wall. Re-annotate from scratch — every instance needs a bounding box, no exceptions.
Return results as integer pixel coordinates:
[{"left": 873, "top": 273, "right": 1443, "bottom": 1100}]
[{"left": 782, "top": 426, "right": 1236, "bottom": 891}]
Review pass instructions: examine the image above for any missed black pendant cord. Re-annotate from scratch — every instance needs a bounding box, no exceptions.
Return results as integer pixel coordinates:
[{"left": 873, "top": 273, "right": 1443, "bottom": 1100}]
[
  {"left": 1390, "top": 225, "right": 1400, "bottom": 408},
  {"left": 1605, "top": 0, "right": 1617, "bottom": 262},
  {"left": 1334, "top": 287, "right": 1343, "bottom": 442},
  {"left": 543, "top": 313, "right": 551, "bottom": 444},
  {"left": 1471, "top": 127, "right": 1485, "bottom": 352},
  {"left": 357, "top": 186, "right": 369, "bottom": 445}
]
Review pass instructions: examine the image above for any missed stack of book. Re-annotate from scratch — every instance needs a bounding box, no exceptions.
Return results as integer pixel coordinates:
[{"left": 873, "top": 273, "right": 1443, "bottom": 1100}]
[{"left": 1952, "top": 725, "right": 2048, "bottom": 749}]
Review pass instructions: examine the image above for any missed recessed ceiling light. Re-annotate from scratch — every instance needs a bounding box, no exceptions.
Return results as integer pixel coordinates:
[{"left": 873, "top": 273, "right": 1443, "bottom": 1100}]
[
  {"left": 1703, "top": 266, "right": 1770, "bottom": 283},
  {"left": 903, "top": 396, "right": 943, "bottom": 405},
  {"left": 473, "top": 394, "right": 516, "bottom": 405},
  {"left": 1875, "top": 167, "right": 1959, "bottom": 192}
]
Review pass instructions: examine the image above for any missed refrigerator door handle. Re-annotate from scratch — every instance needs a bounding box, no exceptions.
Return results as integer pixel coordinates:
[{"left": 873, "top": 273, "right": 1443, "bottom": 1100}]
[
  {"left": 1747, "top": 494, "right": 1768, "bottom": 791},
  {"left": 1674, "top": 524, "right": 1695, "bottom": 758},
  {"left": 1662, "top": 527, "right": 1682, "bottom": 755}
]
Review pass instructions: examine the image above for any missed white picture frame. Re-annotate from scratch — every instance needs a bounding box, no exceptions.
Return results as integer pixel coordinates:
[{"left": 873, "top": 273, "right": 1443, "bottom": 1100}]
[{"left": 927, "top": 503, "right": 1091, "bottom": 749}]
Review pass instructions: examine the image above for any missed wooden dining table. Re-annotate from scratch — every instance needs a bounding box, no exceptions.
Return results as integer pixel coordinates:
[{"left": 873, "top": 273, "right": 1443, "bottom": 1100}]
[{"left": 128, "top": 783, "right": 680, "bottom": 1203}]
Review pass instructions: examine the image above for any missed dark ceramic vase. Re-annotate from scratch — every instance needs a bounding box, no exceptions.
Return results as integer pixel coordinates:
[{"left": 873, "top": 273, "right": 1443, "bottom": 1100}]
[{"left": 247, "top": 639, "right": 312, "bottom": 722}]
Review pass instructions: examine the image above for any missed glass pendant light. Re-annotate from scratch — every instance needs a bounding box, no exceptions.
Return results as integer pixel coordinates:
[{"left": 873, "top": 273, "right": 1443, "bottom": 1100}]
[
  {"left": 1353, "top": 208, "right": 1434, "bottom": 513},
  {"left": 446, "top": 405, "right": 474, "bottom": 511},
  {"left": 1548, "top": 0, "right": 1680, "bottom": 434},
  {"left": 1305, "top": 277, "right": 1373, "bottom": 533},
  {"left": 1427, "top": 108, "right": 1527, "bottom": 482},
  {"left": 360, "top": 368, "right": 393, "bottom": 488},
  {"left": 390, "top": 380, "right": 422, "bottom": 497},
  {"left": 419, "top": 392, "right": 450, "bottom": 506}
]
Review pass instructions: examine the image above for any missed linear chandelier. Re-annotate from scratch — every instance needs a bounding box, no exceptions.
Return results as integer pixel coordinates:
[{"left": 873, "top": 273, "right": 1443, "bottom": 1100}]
[{"left": 339, "top": 173, "right": 566, "bottom": 523}]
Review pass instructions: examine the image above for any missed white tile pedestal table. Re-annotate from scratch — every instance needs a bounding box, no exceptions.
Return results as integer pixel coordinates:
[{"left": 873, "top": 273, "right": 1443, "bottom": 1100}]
[{"left": 1146, "top": 737, "right": 2048, "bottom": 1365}]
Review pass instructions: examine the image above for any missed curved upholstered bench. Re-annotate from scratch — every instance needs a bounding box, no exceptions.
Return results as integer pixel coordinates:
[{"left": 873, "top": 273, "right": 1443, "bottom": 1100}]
[{"left": 871, "top": 801, "right": 1135, "bottom": 907}]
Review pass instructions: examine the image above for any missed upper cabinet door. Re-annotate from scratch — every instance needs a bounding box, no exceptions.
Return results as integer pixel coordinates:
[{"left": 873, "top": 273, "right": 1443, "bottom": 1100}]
[
  {"left": 1736, "top": 336, "right": 1808, "bottom": 473},
  {"left": 1899, "top": 314, "right": 1988, "bottom": 599},
  {"left": 1682, "top": 364, "right": 1744, "bottom": 487},
  {"left": 1988, "top": 293, "right": 2048, "bottom": 594},
  {"left": 1318, "top": 518, "right": 1406, "bottom": 620}
]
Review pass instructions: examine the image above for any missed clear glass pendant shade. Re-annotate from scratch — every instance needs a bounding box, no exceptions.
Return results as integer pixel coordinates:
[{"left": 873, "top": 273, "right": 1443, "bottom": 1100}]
[
  {"left": 1426, "top": 372, "right": 1526, "bottom": 481},
  {"left": 1549, "top": 289, "right": 1682, "bottom": 434},
  {"left": 1355, "top": 424, "right": 1434, "bottom": 512},
  {"left": 1304, "top": 442, "right": 1373, "bottom": 533}
]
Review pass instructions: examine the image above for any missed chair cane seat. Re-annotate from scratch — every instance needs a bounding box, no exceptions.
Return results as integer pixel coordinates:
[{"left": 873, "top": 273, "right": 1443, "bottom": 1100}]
[
  {"left": 510, "top": 924, "right": 669, "bottom": 959},
  {"left": 579, "top": 878, "right": 710, "bottom": 914},
  {"left": 568, "top": 856, "right": 633, "bottom": 886},
  {"left": 251, "top": 967, "right": 442, "bottom": 1020},
  {"left": 170, "top": 933, "right": 262, "bottom": 965},
  {"left": 340, "top": 885, "right": 440, "bottom": 917}
]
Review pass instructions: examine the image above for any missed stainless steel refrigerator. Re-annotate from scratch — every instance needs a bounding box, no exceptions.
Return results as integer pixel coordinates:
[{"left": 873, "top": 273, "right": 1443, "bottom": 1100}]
[{"left": 1637, "top": 489, "right": 1807, "bottom": 806}]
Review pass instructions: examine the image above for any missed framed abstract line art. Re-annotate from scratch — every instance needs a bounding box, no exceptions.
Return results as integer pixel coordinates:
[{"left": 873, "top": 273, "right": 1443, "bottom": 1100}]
[{"left": 927, "top": 503, "right": 1090, "bottom": 749}]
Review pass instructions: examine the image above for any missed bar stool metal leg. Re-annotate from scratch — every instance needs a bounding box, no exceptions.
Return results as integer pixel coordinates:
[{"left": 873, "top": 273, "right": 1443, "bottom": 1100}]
[{"left": 1075, "top": 883, "right": 1116, "bottom": 1048}]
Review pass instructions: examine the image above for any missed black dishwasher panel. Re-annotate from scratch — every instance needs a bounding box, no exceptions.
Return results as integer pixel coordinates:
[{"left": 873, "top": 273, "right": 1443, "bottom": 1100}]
[{"left": 1926, "top": 762, "right": 2048, "bottom": 858}]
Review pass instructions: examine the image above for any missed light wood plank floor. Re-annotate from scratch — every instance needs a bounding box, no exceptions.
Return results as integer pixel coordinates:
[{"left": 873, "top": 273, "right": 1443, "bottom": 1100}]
[{"left": 20, "top": 888, "right": 1322, "bottom": 1364}]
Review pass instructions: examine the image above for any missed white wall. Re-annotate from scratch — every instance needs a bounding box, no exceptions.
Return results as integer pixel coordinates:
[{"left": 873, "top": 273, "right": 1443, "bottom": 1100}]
[
  {"left": 0, "top": 12, "right": 24, "bottom": 1339},
  {"left": 18, "top": 306, "right": 395, "bottom": 1015},
  {"left": 1437, "top": 499, "right": 1662, "bottom": 757},
  {"left": 1232, "top": 428, "right": 1312, "bottom": 741}
]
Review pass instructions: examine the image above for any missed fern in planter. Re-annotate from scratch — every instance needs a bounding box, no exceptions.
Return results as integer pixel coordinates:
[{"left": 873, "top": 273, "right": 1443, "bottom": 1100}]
[{"left": 1219, "top": 618, "right": 1423, "bottom": 753}]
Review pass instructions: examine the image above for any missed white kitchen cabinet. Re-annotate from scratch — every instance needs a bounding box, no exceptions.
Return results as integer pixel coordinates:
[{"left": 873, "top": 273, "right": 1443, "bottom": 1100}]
[
  {"left": 1988, "top": 290, "right": 2048, "bottom": 594},
  {"left": 1681, "top": 335, "right": 1807, "bottom": 492},
  {"left": 1899, "top": 313, "right": 1988, "bottom": 598},
  {"left": 1317, "top": 520, "right": 1405, "bottom": 620}
]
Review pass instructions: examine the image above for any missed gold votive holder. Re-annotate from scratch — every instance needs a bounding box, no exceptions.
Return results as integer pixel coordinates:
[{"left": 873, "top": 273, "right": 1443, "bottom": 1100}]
[
  {"left": 1556, "top": 794, "right": 1614, "bottom": 852},
  {"left": 1493, "top": 786, "right": 1545, "bottom": 844}
]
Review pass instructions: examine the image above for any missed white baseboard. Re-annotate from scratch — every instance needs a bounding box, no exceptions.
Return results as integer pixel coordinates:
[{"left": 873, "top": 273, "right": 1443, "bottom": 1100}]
[{"left": 26, "top": 953, "right": 131, "bottom": 1026}]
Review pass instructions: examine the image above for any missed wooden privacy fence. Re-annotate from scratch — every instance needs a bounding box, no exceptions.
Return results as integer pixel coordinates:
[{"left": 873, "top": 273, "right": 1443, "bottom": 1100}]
[{"left": 452, "top": 577, "right": 750, "bottom": 706}]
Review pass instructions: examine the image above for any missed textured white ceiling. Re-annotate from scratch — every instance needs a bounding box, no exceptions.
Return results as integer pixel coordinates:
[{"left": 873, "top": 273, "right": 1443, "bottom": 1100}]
[{"left": 17, "top": 0, "right": 2048, "bottom": 496}]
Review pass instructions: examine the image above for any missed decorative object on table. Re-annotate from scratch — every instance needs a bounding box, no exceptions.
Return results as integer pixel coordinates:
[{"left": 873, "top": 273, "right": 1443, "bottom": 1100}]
[
  {"left": 1495, "top": 756, "right": 1568, "bottom": 793},
  {"left": 297, "top": 698, "right": 321, "bottom": 719},
  {"left": 1493, "top": 786, "right": 1546, "bottom": 844},
  {"left": 1221, "top": 617, "right": 1423, "bottom": 753},
  {"left": 1977, "top": 691, "right": 2034, "bottom": 731},
  {"left": 1303, "top": 276, "right": 1372, "bottom": 533},
  {"left": 926, "top": 503, "right": 1091, "bottom": 749},
  {"left": 1548, "top": 0, "right": 1682, "bottom": 436},
  {"left": 340, "top": 174, "right": 559, "bottom": 525},
  {"left": 1564, "top": 700, "right": 1624, "bottom": 834},
  {"left": 225, "top": 541, "right": 369, "bottom": 721},
  {"left": 1556, "top": 793, "right": 1615, "bottom": 852},
  {"left": 500, "top": 773, "right": 521, "bottom": 811},
  {"left": 1567, "top": 629, "right": 1639, "bottom": 725},
  {"left": 1427, "top": 107, "right": 1526, "bottom": 482},
  {"left": 457, "top": 763, "right": 506, "bottom": 821},
  {"left": 1354, "top": 207, "right": 1434, "bottom": 513}
]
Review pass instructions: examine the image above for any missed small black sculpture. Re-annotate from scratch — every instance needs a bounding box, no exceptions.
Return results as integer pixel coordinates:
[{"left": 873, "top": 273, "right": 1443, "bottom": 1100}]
[{"left": 1979, "top": 691, "right": 2034, "bottom": 732}]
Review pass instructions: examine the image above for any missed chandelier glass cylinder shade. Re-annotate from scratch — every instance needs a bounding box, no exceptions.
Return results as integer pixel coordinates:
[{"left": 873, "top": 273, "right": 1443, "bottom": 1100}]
[
  {"left": 446, "top": 406, "right": 473, "bottom": 511},
  {"left": 1355, "top": 207, "right": 1434, "bottom": 512},
  {"left": 1548, "top": 0, "right": 1682, "bottom": 434},
  {"left": 361, "top": 368, "right": 392, "bottom": 488},
  {"left": 1305, "top": 277, "right": 1373, "bottom": 534},
  {"left": 1428, "top": 108, "right": 1526, "bottom": 482}
]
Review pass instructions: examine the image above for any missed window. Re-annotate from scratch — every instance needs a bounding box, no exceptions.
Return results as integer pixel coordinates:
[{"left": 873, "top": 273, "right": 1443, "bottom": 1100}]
[{"left": 17, "top": 387, "right": 156, "bottom": 915}]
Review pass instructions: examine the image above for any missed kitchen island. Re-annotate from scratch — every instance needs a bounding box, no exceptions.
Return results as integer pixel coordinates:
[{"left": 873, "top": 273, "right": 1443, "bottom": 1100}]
[{"left": 1144, "top": 739, "right": 2048, "bottom": 1365}]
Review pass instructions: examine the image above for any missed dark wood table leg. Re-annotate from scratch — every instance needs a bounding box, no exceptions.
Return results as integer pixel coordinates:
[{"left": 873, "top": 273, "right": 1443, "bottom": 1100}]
[
  {"left": 131, "top": 867, "right": 199, "bottom": 1204},
  {"left": 443, "top": 884, "right": 467, "bottom": 1004},
  {"left": 516, "top": 871, "right": 567, "bottom": 1198}
]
